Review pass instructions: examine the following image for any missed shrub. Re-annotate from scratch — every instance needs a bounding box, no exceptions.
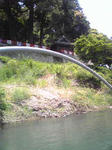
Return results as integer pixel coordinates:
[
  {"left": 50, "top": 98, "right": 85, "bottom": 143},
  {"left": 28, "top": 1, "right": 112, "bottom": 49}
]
[
  {"left": 37, "top": 80, "right": 48, "bottom": 88},
  {"left": 12, "top": 88, "right": 30, "bottom": 104},
  {"left": 0, "top": 87, "right": 6, "bottom": 99},
  {"left": 74, "top": 30, "right": 112, "bottom": 66},
  {"left": 72, "top": 87, "right": 108, "bottom": 107},
  {"left": 0, "top": 60, "right": 18, "bottom": 81},
  {"left": 0, "top": 88, "right": 7, "bottom": 111},
  {"left": 62, "top": 78, "right": 71, "bottom": 88},
  {"left": 24, "top": 76, "right": 37, "bottom": 85},
  {"left": 0, "top": 56, "right": 11, "bottom": 63},
  {"left": 0, "top": 100, "right": 7, "bottom": 111},
  {"left": 75, "top": 69, "right": 101, "bottom": 89}
]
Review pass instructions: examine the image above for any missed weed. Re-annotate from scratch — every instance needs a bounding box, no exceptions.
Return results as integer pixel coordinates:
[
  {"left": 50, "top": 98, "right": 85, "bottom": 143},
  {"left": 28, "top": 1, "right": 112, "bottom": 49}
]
[
  {"left": 0, "top": 87, "right": 7, "bottom": 111},
  {"left": 0, "top": 56, "right": 11, "bottom": 63},
  {"left": 37, "top": 79, "right": 48, "bottom": 88},
  {"left": 62, "top": 78, "right": 71, "bottom": 88},
  {"left": 72, "top": 87, "right": 108, "bottom": 107},
  {"left": 0, "top": 56, "right": 111, "bottom": 89},
  {"left": 12, "top": 88, "right": 30, "bottom": 104}
]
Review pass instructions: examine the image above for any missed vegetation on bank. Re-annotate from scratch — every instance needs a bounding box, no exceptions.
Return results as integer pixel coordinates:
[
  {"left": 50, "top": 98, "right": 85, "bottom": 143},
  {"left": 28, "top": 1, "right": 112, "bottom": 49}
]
[{"left": 0, "top": 56, "right": 112, "bottom": 123}]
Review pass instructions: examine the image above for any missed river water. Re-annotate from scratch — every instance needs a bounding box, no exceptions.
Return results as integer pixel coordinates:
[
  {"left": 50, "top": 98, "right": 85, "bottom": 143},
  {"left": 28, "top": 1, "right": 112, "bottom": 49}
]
[{"left": 0, "top": 111, "right": 112, "bottom": 150}]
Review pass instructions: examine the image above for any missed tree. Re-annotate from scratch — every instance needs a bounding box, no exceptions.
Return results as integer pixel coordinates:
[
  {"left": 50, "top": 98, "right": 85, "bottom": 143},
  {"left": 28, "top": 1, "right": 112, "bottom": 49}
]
[
  {"left": 0, "top": 0, "right": 90, "bottom": 45},
  {"left": 34, "top": 0, "right": 56, "bottom": 45},
  {"left": 44, "top": 0, "right": 90, "bottom": 44},
  {"left": 20, "top": 0, "right": 36, "bottom": 43},
  {"left": 0, "top": 0, "right": 22, "bottom": 40},
  {"left": 74, "top": 29, "right": 112, "bottom": 66}
]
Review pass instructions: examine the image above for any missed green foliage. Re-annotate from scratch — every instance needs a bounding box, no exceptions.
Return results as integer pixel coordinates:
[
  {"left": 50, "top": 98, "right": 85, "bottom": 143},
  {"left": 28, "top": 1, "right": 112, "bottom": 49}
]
[
  {"left": 24, "top": 75, "right": 37, "bottom": 86},
  {"left": 0, "top": 56, "right": 11, "bottom": 63},
  {"left": 75, "top": 69, "right": 101, "bottom": 88},
  {"left": 0, "top": 60, "right": 17, "bottom": 81},
  {"left": 62, "top": 78, "right": 71, "bottom": 88},
  {"left": 96, "top": 67, "right": 112, "bottom": 82},
  {"left": 0, "top": 56, "right": 111, "bottom": 89},
  {"left": 0, "top": 58, "right": 47, "bottom": 84},
  {"left": 74, "top": 29, "right": 112, "bottom": 66},
  {"left": 0, "top": 87, "right": 5, "bottom": 100},
  {"left": 37, "top": 80, "right": 48, "bottom": 88},
  {"left": 73, "top": 88, "right": 109, "bottom": 107},
  {"left": 0, "top": 87, "right": 7, "bottom": 111},
  {"left": 0, "top": 0, "right": 89, "bottom": 43},
  {"left": 12, "top": 88, "right": 30, "bottom": 104}
]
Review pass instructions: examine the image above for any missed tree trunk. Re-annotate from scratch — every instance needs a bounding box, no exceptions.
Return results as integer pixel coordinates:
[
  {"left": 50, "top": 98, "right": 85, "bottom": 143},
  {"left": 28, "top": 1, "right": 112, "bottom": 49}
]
[
  {"left": 4, "top": 0, "right": 17, "bottom": 40},
  {"left": 39, "top": 22, "right": 44, "bottom": 46},
  {"left": 27, "top": 1, "right": 34, "bottom": 43}
]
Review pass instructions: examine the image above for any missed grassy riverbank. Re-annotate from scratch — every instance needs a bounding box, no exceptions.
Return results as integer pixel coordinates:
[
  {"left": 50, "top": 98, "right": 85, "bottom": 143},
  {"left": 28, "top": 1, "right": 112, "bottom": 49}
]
[{"left": 0, "top": 56, "right": 112, "bottom": 123}]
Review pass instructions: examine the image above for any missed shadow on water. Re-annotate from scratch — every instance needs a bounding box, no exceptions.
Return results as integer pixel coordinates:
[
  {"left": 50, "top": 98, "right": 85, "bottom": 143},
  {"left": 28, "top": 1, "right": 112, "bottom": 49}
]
[
  {"left": 0, "top": 123, "right": 4, "bottom": 130},
  {"left": 0, "top": 110, "right": 5, "bottom": 129},
  {"left": 107, "top": 145, "right": 112, "bottom": 150}
]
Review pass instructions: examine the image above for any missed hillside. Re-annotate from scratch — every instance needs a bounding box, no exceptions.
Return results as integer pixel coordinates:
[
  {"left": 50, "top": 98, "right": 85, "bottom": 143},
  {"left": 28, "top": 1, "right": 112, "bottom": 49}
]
[{"left": 0, "top": 56, "right": 112, "bottom": 123}]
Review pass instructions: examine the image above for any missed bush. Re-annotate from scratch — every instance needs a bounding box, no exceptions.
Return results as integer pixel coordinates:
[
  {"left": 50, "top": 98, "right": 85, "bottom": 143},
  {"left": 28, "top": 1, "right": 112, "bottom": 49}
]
[
  {"left": 37, "top": 80, "right": 47, "bottom": 88},
  {"left": 0, "top": 56, "right": 11, "bottom": 63},
  {"left": 73, "top": 87, "right": 108, "bottom": 107},
  {"left": 0, "top": 88, "right": 7, "bottom": 111},
  {"left": 0, "top": 60, "right": 18, "bottom": 81},
  {"left": 74, "top": 30, "right": 112, "bottom": 66},
  {"left": 75, "top": 69, "right": 101, "bottom": 89},
  {"left": 62, "top": 78, "right": 71, "bottom": 88},
  {"left": 0, "top": 100, "right": 7, "bottom": 111},
  {"left": 24, "top": 76, "right": 37, "bottom": 85},
  {"left": 96, "top": 67, "right": 112, "bottom": 83},
  {"left": 12, "top": 88, "right": 30, "bottom": 104},
  {"left": 0, "top": 88, "right": 6, "bottom": 99}
]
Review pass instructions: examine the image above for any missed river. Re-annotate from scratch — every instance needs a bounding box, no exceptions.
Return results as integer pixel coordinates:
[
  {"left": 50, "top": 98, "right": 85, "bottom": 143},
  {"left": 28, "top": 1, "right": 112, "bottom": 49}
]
[{"left": 0, "top": 111, "right": 112, "bottom": 150}]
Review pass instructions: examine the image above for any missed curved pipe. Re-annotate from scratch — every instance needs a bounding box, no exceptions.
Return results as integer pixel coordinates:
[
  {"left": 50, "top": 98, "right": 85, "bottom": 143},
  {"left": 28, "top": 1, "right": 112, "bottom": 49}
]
[{"left": 0, "top": 46, "right": 112, "bottom": 90}]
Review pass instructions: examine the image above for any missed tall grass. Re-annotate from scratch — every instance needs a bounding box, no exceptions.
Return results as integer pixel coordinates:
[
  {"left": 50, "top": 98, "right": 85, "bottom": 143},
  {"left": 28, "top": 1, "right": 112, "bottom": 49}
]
[
  {"left": 0, "top": 87, "right": 7, "bottom": 111},
  {"left": 11, "top": 88, "right": 30, "bottom": 104},
  {"left": 0, "top": 56, "right": 111, "bottom": 89}
]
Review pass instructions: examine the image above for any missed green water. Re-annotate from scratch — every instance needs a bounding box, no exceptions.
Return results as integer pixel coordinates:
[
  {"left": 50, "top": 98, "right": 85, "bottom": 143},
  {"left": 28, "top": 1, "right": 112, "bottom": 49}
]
[{"left": 1, "top": 111, "right": 112, "bottom": 150}]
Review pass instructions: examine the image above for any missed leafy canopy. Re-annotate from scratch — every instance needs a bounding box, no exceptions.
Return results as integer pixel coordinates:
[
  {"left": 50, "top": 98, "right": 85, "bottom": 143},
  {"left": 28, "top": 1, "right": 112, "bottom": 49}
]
[
  {"left": 74, "top": 29, "right": 112, "bottom": 66},
  {"left": 0, "top": 0, "right": 90, "bottom": 45}
]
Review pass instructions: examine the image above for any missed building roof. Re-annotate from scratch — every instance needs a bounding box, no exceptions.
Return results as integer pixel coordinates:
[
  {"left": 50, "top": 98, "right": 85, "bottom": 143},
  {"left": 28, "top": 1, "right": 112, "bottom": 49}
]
[{"left": 54, "top": 36, "right": 73, "bottom": 46}]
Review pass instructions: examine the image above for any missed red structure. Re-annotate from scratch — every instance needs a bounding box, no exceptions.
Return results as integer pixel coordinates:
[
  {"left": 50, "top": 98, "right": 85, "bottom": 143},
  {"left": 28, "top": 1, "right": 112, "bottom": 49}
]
[
  {"left": 0, "top": 37, "right": 74, "bottom": 56},
  {"left": 51, "top": 36, "right": 74, "bottom": 56}
]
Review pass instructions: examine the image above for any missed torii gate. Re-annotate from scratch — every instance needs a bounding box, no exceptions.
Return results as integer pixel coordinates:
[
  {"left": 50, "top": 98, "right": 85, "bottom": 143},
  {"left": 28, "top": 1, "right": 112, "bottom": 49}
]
[{"left": 0, "top": 46, "right": 112, "bottom": 90}]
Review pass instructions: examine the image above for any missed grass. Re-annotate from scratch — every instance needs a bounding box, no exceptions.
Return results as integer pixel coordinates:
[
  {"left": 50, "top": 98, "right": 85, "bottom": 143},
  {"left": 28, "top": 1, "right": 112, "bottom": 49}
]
[
  {"left": 0, "top": 56, "right": 111, "bottom": 123},
  {"left": 0, "top": 87, "right": 7, "bottom": 111},
  {"left": 0, "top": 56, "right": 111, "bottom": 88},
  {"left": 11, "top": 88, "right": 30, "bottom": 104},
  {"left": 72, "top": 87, "right": 110, "bottom": 107},
  {"left": 37, "top": 79, "right": 48, "bottom": 88}
]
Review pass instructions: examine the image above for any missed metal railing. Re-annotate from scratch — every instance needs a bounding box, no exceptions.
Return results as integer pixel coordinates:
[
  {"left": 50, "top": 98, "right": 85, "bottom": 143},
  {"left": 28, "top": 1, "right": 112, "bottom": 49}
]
[{"left": 0, "top": 46, "right": 112, "bottom": 90}]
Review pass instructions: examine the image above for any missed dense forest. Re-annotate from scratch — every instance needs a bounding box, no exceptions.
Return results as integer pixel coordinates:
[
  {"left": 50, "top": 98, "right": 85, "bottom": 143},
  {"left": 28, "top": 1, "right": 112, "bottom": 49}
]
[
  {"left": 0, "top": 0, "right": 112, "bottom": 66},
  {"left": 0, "top": 0, "right": 90, "bottom": 45}
]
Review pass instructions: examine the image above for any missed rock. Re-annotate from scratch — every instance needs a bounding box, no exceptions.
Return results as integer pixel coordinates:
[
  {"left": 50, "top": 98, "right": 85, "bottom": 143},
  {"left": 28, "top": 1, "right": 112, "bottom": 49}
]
[
  {"left": 57, "top": 103, "right": 63, "bottom": 108},
  {"left": 108, "top": 106, "right": 112, "bottom": 109}
]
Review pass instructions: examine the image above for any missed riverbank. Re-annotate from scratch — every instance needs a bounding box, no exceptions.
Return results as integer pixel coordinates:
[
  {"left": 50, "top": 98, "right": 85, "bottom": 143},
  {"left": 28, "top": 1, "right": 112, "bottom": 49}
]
[
  {"left": 1, "top": 75, "right": 112, "bottom": 124},
  {"left": 0, "top": 56, "right": 112, "bottom": 123}
]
